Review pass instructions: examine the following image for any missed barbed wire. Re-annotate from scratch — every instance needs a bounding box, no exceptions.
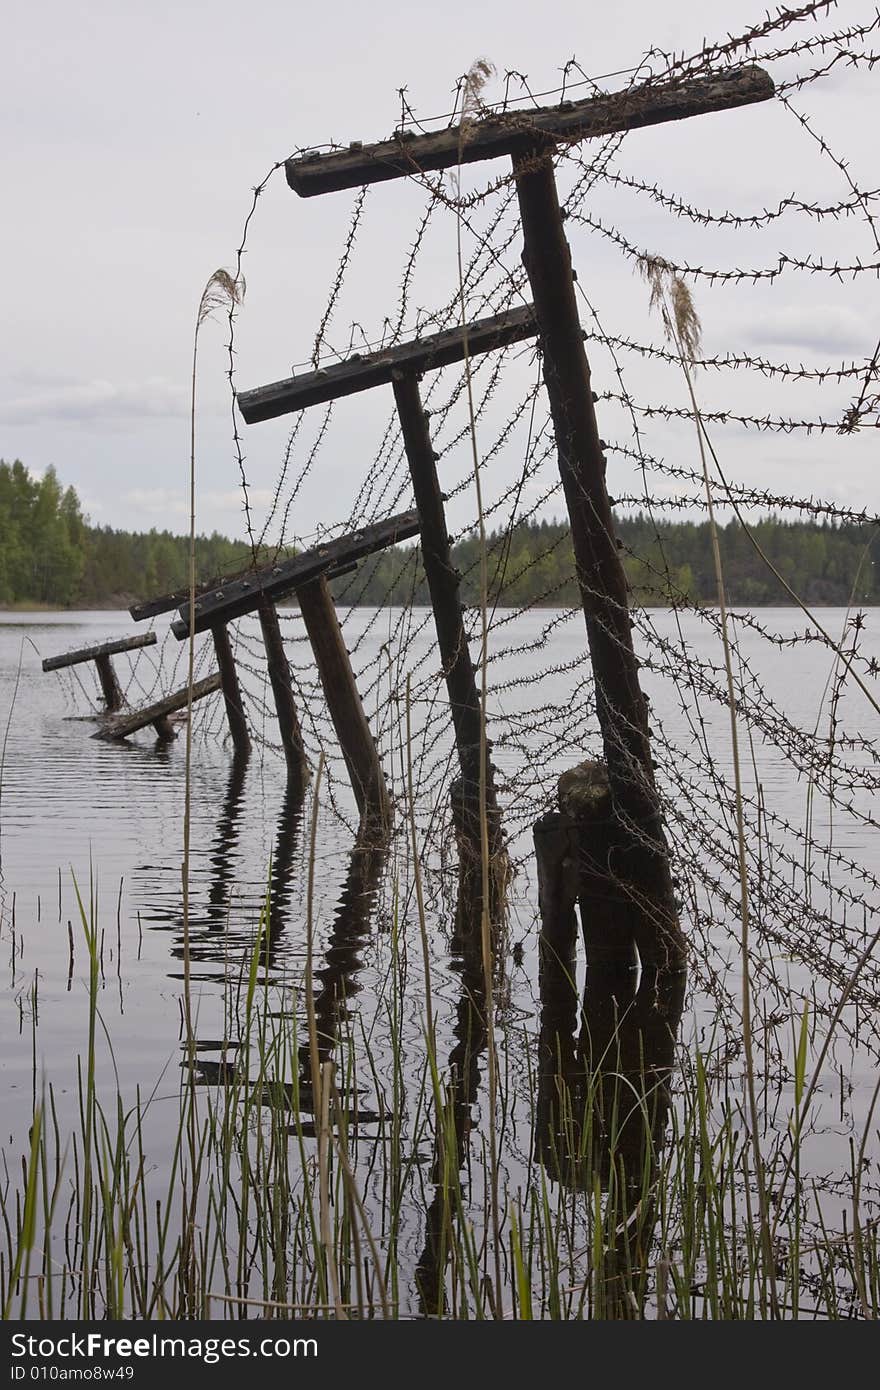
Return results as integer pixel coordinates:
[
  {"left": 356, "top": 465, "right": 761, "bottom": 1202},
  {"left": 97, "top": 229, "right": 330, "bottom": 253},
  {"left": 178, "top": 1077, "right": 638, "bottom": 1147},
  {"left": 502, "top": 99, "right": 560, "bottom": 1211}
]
[{"left": 49, "top": 5, "right": 880, "bottom": 1145}]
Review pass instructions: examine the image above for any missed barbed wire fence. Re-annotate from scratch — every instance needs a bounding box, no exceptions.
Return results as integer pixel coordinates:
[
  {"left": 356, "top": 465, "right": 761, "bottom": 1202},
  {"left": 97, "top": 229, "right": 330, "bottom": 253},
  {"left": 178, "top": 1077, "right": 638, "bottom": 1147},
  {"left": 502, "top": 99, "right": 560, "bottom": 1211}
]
[{"left": 48, "top": 2, "right": 880, "bottom": 1091}]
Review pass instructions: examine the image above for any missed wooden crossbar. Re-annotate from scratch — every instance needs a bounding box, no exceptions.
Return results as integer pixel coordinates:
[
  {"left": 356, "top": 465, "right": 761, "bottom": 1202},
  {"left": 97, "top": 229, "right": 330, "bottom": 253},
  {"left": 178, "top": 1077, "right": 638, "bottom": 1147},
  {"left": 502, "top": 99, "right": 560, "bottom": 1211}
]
[
  {"left": 237, "top": 305, "right": 538, "bottom": 424},
  {"left": 286, "top": 66, "right": 774, "bottom": 197},
  {"left": 95, "top": 673, "right": 222, "bottom": 741},
  {"left": 131, "top": 560, "right": 361, "bottom": 623},
  {"left": 130, "top": 586, "right": 218, "bottom": 622},
  {"left": 171, "top": 510, "right": 420, "bottom": 637},
  {"left": 42, "top": 631, "right": 157, "bottom": 672}
]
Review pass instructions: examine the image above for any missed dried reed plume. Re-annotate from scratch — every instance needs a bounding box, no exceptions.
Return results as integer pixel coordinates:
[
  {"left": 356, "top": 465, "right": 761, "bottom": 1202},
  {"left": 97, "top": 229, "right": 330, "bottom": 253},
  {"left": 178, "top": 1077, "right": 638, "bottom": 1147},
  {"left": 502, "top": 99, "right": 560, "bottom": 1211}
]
[
  {"left": 197, "top": 267, "right": 245, "bottom": 328},
  {"left": 461, "top": 58, "right": 495, "bottom": 137},
  {"left": 641, "top": 257, "right": 702, "bottom": 365}
]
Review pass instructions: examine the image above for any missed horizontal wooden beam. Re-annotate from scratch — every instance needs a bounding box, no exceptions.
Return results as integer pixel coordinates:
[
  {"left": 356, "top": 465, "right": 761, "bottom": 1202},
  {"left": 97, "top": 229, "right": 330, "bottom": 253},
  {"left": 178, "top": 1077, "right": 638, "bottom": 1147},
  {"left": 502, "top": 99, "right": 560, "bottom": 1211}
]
[
  {"left": 238, "top": 304, "right": 538, "bottom": 424},
  {"left": 286, "top": 66, "right": 774, "bottom": 198},
  {"left": 42, "top": 631, "right": 157, "bottom": 672},
  {"left": 171, "top": 510, "right": 420, "bottom": 637},
  {"left": 130, "top": 586, "right": 218, "bottom": 622},
  {"left": 131, "top": 559, "right": 361, "bottom": 622},
  {"left": 94, "top": 672, "right": 222, "bottom": 740}
]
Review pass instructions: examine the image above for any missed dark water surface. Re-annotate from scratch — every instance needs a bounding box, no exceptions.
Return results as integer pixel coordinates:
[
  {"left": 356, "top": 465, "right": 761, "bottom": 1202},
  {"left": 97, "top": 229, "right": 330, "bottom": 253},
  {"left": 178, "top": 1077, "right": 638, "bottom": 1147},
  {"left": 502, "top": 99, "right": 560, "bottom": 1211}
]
[{"left": 1, "top": 605, "right": 878, "bottom": 1309}]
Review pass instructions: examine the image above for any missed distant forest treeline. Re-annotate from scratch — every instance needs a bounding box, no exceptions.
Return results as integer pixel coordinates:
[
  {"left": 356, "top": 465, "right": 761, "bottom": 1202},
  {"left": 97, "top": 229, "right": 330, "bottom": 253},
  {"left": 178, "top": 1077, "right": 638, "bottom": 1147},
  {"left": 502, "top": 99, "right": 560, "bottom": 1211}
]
[
  {"left": 0, "top": 460, "right": 253, "bottom": 606},
  {"left": 1, "top": 458, "right": 878, "bottom": 609}
]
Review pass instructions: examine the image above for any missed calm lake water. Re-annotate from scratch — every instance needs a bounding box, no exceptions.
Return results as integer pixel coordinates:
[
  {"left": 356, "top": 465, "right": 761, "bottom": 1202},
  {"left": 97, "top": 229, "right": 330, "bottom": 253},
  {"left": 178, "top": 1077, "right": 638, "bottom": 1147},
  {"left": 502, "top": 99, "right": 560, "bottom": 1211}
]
[{"left": 1, "top": 604, "right": 878, "bottom": 1310}]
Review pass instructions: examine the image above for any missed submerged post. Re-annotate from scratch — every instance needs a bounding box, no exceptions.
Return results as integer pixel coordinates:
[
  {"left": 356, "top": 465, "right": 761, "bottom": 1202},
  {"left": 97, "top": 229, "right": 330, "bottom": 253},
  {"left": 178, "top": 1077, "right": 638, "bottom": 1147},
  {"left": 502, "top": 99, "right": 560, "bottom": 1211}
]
[
  {"left": 94, "top": 672, "right": 222, "bottom": 741},
  {"left": 296, "top": 574, "right": 391, "bottom": 833},
  {"left": 42, "top": 632, "right": 158, "bottom": 715},
  {"left": 514, "top": 151, "right": 684, "bottom": 967},
  {"left": 210, "top": 622, "right": 250, "bottom": 754},
  {"left": 257, "top": 597, "right": 310, "bottom": 794},
  {"left": 93, "top": 653, "right": 124, "bottom": 712}
]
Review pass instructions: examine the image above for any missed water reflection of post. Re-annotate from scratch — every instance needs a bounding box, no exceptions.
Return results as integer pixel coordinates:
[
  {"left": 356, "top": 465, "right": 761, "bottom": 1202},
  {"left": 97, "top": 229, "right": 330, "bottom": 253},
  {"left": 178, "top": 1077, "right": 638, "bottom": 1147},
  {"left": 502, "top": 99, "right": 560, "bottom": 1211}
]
[
  {"left": 297, "top": 827, "right": 389, "bottom": 1085},
  {"left": 536, "top": 944, "right": 685, "bottom": 1318},
  {"left": 414, "top": 942, "right": 486, "bottom": 1316},
  {"left": 206, "top": 749, "right": 250, "bottom": 928},
  {"left": 262, "top": 775, "right": 307, "bottom": 969},
  {"left": 170, "top": 760, "right": 304, "bottom": 982}
]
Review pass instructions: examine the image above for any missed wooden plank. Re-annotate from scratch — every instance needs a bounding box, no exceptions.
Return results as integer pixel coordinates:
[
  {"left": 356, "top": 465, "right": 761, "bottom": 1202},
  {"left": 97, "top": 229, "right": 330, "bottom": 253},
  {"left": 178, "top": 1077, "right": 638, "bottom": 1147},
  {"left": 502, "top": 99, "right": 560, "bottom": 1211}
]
[
  {"left": 286, "top": 66, "right": 774, "bottom": 197},
  {"left": 130, "top": 585, "right": 217, "bottom": 622},
  {"left": 95, "top": 672, "right": 222, "bottom": 740},
  {"left": 237, "top": 305, "right": 538, "bottom": 423},
  {"left": 131, "top": 558, "right": 358, "bottom": 622},
  {"left": 297, "top": 574, "right": 391, "bottom": 832},
  {"left": 171, "top": 510, "right": 420, "bottom": 637},
  {"left": 42, "top": 631, "right": 157, "bottom": 672}
]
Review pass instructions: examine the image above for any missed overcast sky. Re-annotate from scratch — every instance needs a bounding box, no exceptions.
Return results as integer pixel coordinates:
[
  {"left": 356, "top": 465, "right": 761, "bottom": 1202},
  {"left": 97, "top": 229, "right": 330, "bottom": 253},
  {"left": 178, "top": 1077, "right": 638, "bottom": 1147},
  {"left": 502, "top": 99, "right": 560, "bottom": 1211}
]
[{"left": 3, "top": 0, "right": 877, "bottom": 542}]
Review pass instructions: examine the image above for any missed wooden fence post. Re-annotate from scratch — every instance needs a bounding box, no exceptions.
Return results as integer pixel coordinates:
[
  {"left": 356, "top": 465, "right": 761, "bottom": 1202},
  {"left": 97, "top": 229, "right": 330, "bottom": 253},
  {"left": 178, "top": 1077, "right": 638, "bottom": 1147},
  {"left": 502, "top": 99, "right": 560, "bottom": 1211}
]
[
  {"left": 93, "top": 653, "right": 124, "bottom": 712},
  {"left": 210, "top": 622, "right": 250, "bottom": 754},
  {"left": 514, "top": 150, "right": 684, "bottom": 969},
  {"left": 42, "top": 632, "right": 158, "bottom": 714},
  {"left": 392, "top": 370, "right": 507, "bottom": 928},
  {"left": 297, "top": 574, "right": 391, "bottom": 833},
  {"left": 257, "top": 597, "right": 310, "bottom": 793}
]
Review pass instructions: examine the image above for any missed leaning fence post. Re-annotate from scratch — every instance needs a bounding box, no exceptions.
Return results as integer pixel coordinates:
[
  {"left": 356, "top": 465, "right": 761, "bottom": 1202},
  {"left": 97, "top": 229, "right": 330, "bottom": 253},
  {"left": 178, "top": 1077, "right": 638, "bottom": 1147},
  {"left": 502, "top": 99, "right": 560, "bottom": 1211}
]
[
  {"left": 514, "top": 150, "right": 684, "bottom": 969},
  {"left": 296, "top": 573, "right": 391, "bottom": 833},
  {"left": 93, "top": 653, "right": 124, "bottom": 712},
  {"left": 257, "top": 596, "right": 310, "bottom": 794},
  {"left": 94, "top": 672, "right": 222, "bottom": 741},
  {"left": 392, "top": 369, "right": 507, "bottom": 928},
  {"left": 210, "top": 622, "right": 250, "bottom": 754}
]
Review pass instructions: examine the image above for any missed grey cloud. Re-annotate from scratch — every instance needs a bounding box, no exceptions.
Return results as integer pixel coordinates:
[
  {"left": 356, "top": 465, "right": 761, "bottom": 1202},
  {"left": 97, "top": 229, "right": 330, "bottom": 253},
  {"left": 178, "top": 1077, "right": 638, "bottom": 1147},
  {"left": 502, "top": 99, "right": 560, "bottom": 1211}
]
[
  {"left": 0, "top": 378, "right": 190, "bottom": 425},
  {"left": 744, "top": 306, "right": 871, "bottom": 357},
  {"left": 122, "top": 487, "right": 274, "bottom": 517}
]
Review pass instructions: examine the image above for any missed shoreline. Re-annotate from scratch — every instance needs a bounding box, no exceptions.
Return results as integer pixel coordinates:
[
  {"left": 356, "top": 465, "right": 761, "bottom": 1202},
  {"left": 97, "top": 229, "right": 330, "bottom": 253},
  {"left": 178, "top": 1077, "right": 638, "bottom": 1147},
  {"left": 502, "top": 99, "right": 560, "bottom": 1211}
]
[{"left": 4, "top": 599, "right": 879, "bottom": 615}]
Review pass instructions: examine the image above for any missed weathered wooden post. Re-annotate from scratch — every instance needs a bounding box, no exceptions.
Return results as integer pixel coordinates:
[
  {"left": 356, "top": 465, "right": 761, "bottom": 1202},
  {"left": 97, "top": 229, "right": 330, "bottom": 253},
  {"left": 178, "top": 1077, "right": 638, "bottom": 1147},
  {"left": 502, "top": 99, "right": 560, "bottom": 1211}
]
[
  {"left": 280, "top": 66, "right": 774, "bottom": 964},
  {"left": 391, "top": 369, "right": 506, "bottom": 919},
  {"left": 257, "top": 596, "right": 310, "bottom": 794},
  {"left": 296, "top": 573, "right": 391, "bottom": 833},
  {"left": 514, "top": 152, "right": 685, "bottom": 966},
  {"left": 93, "top": 652, "right": 124, "bottom": 711},
  {"left": 210, "top": 624, "right": 250, "bottom": 754},
  {"left": 42, "top": 632, "right": 158, "bottom": 713}
]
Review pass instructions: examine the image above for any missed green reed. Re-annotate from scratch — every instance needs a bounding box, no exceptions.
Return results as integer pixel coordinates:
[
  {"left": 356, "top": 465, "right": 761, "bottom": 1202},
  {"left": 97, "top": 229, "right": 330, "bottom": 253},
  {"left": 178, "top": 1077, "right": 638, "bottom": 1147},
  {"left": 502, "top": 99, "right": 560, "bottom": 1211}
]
[{"left": 0, "top": 856, "right": 877, "bottom": 1321}]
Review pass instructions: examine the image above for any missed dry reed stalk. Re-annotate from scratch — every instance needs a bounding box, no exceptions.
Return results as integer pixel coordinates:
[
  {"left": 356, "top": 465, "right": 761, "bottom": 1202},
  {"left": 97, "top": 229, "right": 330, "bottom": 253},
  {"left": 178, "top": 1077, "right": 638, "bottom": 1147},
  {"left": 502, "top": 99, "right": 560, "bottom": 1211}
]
[
  {"left": 455, "top": 55, "right": 504, "bottom": 1316},
  {"left": 644, "top": 259, "right": 778, "bottom": 1316},
  {"left": 184, "top": 270, "right": 244, "bottom": 1052}
]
